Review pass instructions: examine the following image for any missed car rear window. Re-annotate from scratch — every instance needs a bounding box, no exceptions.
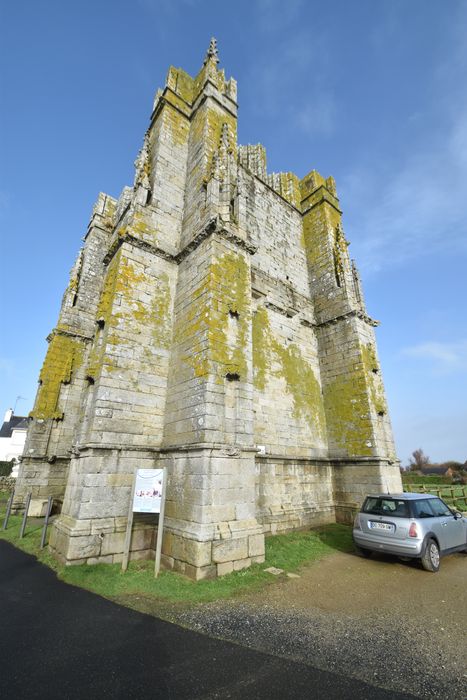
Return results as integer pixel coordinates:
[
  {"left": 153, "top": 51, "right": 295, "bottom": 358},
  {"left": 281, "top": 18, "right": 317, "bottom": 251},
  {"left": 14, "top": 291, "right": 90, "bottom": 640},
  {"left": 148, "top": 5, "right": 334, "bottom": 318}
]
[
  {"left": 412, "top": 499, "right": 435, "bottom": 518},
  {"left": 362, "top": 497, "right": 409, "bottom": 517}
]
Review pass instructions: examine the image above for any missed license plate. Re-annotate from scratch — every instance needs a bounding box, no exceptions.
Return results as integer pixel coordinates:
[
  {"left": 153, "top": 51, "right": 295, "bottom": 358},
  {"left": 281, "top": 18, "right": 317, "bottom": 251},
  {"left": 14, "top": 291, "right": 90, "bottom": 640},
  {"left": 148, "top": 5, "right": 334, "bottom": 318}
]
[{"left": 370, "top": 521, "right": 393, "bottom": 532}]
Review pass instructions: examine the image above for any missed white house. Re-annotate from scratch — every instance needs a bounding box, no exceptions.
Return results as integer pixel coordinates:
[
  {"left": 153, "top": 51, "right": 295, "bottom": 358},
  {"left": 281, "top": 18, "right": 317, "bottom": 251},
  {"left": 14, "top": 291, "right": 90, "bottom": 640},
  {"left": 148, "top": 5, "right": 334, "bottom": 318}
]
[{"left": 0, "top": 409, "right": 28, "bottom": 477}]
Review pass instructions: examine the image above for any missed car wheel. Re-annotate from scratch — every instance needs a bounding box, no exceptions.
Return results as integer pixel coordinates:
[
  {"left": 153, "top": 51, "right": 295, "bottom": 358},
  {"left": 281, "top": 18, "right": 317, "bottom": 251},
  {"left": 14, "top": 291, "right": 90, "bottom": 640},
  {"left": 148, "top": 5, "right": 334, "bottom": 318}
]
[
  {"left": 355, "top": 546, "right": 372, "bottom": 558},
  {"left": 421, "top": 539, "right": 440, "bottom": 572}
]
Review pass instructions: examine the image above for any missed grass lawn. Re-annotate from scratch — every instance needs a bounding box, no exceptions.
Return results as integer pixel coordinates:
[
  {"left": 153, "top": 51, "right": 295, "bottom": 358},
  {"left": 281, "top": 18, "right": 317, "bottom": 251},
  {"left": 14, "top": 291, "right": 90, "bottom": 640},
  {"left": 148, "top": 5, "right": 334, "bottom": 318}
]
[{"left": 0, "top": 500, "right": 353, "bottom": 607}]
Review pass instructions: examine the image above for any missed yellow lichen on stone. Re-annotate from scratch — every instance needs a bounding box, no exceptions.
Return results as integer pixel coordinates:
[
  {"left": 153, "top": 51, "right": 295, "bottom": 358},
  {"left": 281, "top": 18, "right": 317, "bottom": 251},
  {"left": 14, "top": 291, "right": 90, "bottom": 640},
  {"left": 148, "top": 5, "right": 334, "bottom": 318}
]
[
  {"left": 252, "top": 306, "right": 326, "bottom": 438},
  {"left": 30, "top": 334, "right": 84, "bottom": 420},
  {"left": 361, "top": 342, "right": 387, "bottom": 416},
  {"left": 174, "top": 251, "right": 249, "bottom": 381},
  {"left": 86, "top": 251, "right": 121, "bottom": 379},
  {"left": 322, "top": 355, "right": 373, "bottom": 457},
  {"left": 132, "top": 273, "right": 172, "bottom": 349},
  {"left": 88, "top": 249, "right": 173, "bottom": 380},
  {"left": 252, "top": 306, "right": 270, "bottom": 391},
  {"left": 279, "top": 172, "right": 301, "bottom": 208},
  {"left": 128, "top": 210, "right": 158, "bottom": 247},
  {"left": 166, "top": 66, "right": 194, "bottom": 104},
  {"left": 164, "top": 103, "right": 190, "bottom": 148},
  {"left": 300, "top": 169, "right": 327, "bottom": 201}
]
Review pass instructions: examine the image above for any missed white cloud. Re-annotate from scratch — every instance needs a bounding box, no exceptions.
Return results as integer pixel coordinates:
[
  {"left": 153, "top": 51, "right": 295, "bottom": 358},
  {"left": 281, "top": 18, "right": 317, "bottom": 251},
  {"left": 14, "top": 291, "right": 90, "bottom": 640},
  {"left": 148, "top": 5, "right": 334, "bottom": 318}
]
[
  {"left": 341, "top": 4, "right": 467, "bottom": 274},
  {"left": 402, "top": 340, "right": 467, "bottom": 374},
  {"left": 342, "top": 96, "right": 467, "bottom": 273}
]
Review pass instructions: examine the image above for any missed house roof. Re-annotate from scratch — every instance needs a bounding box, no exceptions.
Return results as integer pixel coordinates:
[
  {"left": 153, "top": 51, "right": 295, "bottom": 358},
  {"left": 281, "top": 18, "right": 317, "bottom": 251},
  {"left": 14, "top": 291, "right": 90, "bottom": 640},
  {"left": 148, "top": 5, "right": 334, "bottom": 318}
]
[
  {"left": 0, "top": 415, "right": 29, "bottom": 438},
  {"left": 420, "top": 465, "right": 450, "bottom": 475}
]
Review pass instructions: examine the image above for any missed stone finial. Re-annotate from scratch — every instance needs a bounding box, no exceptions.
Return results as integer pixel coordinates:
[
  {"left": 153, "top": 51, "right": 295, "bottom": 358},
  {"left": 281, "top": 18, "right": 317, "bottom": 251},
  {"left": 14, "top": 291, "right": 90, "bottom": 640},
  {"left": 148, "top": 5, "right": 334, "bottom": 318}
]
[
  {"left": 204, "top": 37, "right": 219, "bottom": 65},
  {"left": 133, "top": 134, "right": 151, "bottom": 190}
]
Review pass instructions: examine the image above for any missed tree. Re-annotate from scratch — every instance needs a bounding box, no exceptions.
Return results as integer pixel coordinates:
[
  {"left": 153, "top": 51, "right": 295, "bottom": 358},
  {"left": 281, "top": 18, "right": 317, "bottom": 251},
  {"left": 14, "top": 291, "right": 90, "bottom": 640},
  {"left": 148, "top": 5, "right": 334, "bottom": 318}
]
[{"left": 409, "top": 448, "right": 431, "bottom": 472}]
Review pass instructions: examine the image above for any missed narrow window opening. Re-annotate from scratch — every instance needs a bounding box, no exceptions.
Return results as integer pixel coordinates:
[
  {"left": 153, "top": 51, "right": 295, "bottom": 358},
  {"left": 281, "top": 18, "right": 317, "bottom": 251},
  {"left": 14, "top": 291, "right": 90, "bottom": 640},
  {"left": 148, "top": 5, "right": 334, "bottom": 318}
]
[
  {"left": 378, "top": 410, "right": 385, "bottom": 417},
  {"left": 71, "top": 293, "right": 78, "bottom": 307},
  {"left": 372, "top": 368, "right": 379, "bottom": 374},
  {"left": 225, "top": 372, "right": 240, "bottom": 382},
  {"left": 97, "top": 318, "right": 105, "bottom": 329},
  {"left": 86, "top": 376, "right": 95, "bottom": 386},
  {"left": 229, "top": 309, "right": 239, "bottom": 320}
]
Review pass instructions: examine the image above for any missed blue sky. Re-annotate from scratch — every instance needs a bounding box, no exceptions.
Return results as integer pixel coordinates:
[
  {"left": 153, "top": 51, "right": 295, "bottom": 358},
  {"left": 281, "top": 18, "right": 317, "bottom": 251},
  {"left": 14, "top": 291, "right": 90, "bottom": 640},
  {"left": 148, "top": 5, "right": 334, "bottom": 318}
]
[{"left": 1, "top": 0, "right": 466, "bottom": 464}]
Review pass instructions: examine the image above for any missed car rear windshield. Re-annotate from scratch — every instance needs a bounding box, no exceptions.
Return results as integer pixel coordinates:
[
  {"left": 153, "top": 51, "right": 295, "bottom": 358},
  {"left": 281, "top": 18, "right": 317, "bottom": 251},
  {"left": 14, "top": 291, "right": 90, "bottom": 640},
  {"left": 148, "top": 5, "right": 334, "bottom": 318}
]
[{"left": 362, "top": 497, "right": 410, "bottom": 518}]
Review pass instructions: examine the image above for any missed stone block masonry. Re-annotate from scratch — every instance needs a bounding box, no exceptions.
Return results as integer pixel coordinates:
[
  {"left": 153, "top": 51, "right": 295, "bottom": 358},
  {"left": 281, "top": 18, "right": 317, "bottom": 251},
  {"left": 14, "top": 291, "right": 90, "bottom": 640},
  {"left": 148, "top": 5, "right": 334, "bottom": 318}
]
[{"left": 14, "top": 39, "right": 401, "bottom": 578}]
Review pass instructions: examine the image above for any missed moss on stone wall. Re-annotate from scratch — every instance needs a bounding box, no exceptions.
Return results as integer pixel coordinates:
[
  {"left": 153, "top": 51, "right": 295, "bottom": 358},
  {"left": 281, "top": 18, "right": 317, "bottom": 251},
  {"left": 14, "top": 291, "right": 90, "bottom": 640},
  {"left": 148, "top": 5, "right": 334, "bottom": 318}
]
[
  {"left": 278, "top": 172, "right": 301, "bottom": 208},
  {"left": 30, "top": 334, "right": 84, "bottom": 420},
  {"left": 166, "top": 66, "right": 194, "bottom": 104},
  {"left": 87, "top": 249, "right": 173, "bottom": 380},
  {"left": 322, "top": 340, "right": 386, "bottom": 457},
  {"left": 133, "top": 272, "right": 172, "bottom": 349},
  {"left": 164, "top": 103, "right": 190, "bottom": 148},
  {"left": 361, "top": 342, "right": 387, "bottom": 416},
  {"left": 252, "top": 306, "right": 326, "bottom": 438},
  {"left": 175, "top": 250, "right": 249, "bottom": 381},
  {"left": 251, "top": 306, "right": 270, "bottom": 391},
  {"left": 323, "top": 367, "right": 373, "bottom": 457}
]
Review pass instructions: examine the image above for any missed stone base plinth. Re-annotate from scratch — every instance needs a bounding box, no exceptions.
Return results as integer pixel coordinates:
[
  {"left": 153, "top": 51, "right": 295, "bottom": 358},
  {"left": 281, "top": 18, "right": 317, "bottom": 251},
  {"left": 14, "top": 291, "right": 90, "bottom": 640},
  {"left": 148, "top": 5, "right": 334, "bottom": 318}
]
[{"left": 49, "top": 513, "right": 156, "bottom": 566}]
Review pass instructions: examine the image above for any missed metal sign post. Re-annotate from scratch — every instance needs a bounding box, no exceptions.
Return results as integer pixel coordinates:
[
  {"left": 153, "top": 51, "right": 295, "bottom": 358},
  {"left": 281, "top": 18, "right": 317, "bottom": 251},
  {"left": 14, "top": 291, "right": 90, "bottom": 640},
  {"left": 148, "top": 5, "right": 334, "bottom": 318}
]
[
  {"left": 2, "top": 494, "right": 13, "bottom": 530},
  {"left": 19, "top": 493, "right": 31, "bottom": 539},
  {"left": 121, "top": 470, "right": 138, "bottom": 572},
  {"left": 154, "top": 470, "right": 167, "bottom": 578},
  {"left": 40, "top": 496, "right": 54, "bottom": 549}
]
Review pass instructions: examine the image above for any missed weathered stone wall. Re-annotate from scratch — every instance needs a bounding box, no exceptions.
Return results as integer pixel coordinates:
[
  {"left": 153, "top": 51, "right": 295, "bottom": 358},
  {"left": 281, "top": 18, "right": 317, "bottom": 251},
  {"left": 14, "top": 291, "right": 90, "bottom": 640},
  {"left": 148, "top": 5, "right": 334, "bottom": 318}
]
[
  {"left": 14, "top": 195, "right": 114, "bottom": 515},
  {"left": 256, "top": 457, "right": 334, "bottom": 533}
]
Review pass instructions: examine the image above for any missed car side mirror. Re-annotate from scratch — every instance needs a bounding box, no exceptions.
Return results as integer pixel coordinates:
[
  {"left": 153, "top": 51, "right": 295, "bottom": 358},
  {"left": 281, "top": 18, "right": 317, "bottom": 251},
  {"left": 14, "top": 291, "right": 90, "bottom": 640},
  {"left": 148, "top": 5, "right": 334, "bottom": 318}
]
[{"left": 453, "top": 511, "right": 463, "bottom": 520}]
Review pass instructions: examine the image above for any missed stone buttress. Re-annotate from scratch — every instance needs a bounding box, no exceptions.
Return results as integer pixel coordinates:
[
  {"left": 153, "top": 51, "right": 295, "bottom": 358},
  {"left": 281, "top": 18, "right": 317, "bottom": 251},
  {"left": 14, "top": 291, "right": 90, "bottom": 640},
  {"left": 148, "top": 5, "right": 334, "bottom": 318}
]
[{"left": 14, "top": 40, "right": 401, "bottom": 577}]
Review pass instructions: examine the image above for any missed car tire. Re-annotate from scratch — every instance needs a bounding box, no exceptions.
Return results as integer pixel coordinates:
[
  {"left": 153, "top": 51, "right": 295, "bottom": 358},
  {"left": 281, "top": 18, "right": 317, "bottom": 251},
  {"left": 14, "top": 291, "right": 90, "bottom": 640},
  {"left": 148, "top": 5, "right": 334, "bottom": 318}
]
[
  {"left": 355, "top": 546, "right": 372, "bottom": 558},
  {"left": 421, "top": 538, "right": 440, "bottom": 572}
]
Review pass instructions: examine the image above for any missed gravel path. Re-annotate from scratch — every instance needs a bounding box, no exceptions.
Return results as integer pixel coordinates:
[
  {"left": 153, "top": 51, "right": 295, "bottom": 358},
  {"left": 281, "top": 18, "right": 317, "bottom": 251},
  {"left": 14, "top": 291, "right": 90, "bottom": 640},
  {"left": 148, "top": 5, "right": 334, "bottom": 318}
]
[{"left": 155, "top": 550, "right": 467, "bottom": 699}]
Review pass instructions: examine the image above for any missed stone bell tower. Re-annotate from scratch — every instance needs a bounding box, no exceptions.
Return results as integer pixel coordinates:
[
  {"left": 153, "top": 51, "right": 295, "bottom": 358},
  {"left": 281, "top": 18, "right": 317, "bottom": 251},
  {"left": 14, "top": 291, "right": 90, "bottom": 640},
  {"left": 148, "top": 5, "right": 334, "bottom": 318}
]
[{"left": 14, "top": 39, "right": 400, "bottom": 578}]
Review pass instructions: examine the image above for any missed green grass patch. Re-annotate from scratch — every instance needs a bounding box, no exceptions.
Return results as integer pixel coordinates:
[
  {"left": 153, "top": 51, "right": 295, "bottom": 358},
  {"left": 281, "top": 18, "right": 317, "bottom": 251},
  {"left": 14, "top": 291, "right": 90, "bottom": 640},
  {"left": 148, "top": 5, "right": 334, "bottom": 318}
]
[
  {"left": 0, "top": 501, "right": 352, "bottom": 606},
  {"left": 402, "top": 474, "right": 451, "bottom": 485}
]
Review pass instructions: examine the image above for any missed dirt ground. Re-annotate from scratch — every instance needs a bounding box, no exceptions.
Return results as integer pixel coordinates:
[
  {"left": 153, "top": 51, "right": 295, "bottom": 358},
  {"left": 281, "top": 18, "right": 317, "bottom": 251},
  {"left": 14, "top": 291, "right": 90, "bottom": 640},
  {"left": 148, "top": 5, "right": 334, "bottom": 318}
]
[{"left": 125, "top": 549, "right": 467, "bottom": 699}]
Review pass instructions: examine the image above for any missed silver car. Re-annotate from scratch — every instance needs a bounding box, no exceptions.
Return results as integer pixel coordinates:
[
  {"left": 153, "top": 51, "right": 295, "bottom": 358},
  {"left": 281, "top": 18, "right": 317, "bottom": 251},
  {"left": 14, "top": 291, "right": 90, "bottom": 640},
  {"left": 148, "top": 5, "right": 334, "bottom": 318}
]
[{"left": 353, "top": 493, "right": 467, "bottom": 572}]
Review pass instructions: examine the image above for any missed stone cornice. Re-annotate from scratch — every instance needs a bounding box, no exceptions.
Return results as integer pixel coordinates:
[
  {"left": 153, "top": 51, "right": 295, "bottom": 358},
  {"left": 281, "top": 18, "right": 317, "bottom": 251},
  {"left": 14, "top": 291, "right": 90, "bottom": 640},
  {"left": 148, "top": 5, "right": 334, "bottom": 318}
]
[
  {"left": 316, "top": 308, "right": 379, "bottom": 329},
  {"left": 103, "top": 218, "right": 257, "bottom": 268}
]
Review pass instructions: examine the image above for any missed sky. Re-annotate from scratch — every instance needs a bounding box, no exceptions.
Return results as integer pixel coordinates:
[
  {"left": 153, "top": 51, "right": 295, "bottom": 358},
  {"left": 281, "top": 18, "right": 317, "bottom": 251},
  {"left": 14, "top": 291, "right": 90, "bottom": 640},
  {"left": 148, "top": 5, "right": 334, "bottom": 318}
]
[{"left": 1, "top": 0, "right": 466, "bottom": 465}]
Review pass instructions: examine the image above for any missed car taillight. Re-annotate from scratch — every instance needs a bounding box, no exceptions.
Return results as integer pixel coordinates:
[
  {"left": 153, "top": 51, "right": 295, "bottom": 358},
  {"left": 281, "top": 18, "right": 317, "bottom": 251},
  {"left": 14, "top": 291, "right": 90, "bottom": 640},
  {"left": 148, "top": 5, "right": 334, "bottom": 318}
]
[
  {"left": 409, "top": 522, "right": 418, "bottom": 538},
  {"left": 353, "top": 513, "right": 361, "bottom": 530}
]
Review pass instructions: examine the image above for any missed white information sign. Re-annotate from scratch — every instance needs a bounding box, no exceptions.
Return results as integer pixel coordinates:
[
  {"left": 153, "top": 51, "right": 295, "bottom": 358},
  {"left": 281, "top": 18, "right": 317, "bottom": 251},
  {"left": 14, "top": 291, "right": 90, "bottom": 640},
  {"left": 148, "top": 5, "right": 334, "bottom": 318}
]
[
  {"left": 122, "top": 467, "right": 167, "bottom": 576},
  {"left": 132, "top": 469, "right": 164, "bottom": 514}
]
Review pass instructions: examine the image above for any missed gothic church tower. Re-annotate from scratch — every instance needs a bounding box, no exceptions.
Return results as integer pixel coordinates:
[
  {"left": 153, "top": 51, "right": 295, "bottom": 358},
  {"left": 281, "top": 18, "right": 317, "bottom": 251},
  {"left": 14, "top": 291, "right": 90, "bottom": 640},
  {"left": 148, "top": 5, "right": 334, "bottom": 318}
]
[{"left": 14, "top": 41, "right": 401, "bottom": 577}]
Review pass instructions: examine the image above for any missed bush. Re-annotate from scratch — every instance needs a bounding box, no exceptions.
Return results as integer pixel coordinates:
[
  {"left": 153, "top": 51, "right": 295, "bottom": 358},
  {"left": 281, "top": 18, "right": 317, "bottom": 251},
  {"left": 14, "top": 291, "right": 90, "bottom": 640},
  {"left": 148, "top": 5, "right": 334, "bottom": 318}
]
[{"left": 0, "top": 460, "right": 14, "bottom": 477}]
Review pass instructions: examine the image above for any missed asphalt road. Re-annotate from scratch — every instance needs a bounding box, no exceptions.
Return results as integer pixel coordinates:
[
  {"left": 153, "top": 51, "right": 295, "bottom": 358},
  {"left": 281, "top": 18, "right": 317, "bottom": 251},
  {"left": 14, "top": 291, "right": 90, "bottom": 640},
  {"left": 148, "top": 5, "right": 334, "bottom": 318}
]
[{"left": 0, "top": 541, "right": 414, "bottom": 700}]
